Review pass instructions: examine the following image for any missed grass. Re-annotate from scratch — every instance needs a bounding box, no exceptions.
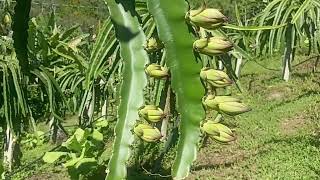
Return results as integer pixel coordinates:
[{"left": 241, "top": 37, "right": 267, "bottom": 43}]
[
  {"left": 10, "top": 55, "right": 320, "bottom": 179},
  {"left": 189, "top": 55, "right": 320, "bottom": 179}
]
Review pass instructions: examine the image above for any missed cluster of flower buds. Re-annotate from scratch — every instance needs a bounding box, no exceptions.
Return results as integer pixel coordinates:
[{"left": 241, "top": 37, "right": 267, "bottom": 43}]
[
  {"left": 138, "top": 105, "right": 165, "bottom": 123},
  {"left": 134, "top": 124, "right": 162, "bottom": 143},
  {"left": 133, "top": 105, "right": 165, "bottom": 143},
  {"left": 186, "top": 6, "right": 232, "bottom": 56},
  {"left": 193, "top": 37, "right": 233, "bottom": 56},
  {"left": 145, "top": 64, "right": 169, "bottom": 79},
  {"left": 145, "top": 37, "right": 164, "bottom": 52},
  {"left": 186, "top": 7, "right": 227, "bottom": 30},
  {"left": 185, "top": 5, "right": 251, "bottom": 145},
  {"left": 201, "top": 121, "right": 235, "bottom": 143},
  {"left": 203, "top": 95, "right": 251, "bottom": 116},
  {"left": 140, "top": 36, "right": 168, "bottom": 143},
  {"left": 200, "top": 68, "right": 233, "bottom": 88}
]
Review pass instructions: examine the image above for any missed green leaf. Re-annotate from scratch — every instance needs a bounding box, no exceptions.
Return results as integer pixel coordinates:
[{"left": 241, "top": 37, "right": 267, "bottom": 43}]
[
  {"left": 43, "top": 152, "right": 68, "bottom": 163},
  {"left": 291, "top": 0, "right": 313, "bottom": 24},
  {"left": 268, "top": 0, "right": 289, "bottom": 54},
  {"left": 222, "top": 23, "right": 287, "bottom": 31},
  {"left": 147, "top": 0, "right": 206, "bottom": 179},
  {"left": 91, "top": 129, "right": 103, "bottom": 142},
  {"left": 255, "top": 0, "right": 282, "bottom": 52},
  {"left": 75, "top": 158, "right": 97, "bottom": 173},
  {"left": 0, "top": 162, "right": 3, "bottom": 176},
  {"left": 60, "top": 25, "right": 80, "bottom": 41},
  {"left": 63, "top": 158, "right": 80, "bottom": 168},
  {"left": 85, "top": 18, "right": 117, "bottom": 89},
  {"left": 74, "top": 128, "right": 90, "bottom": 143},
  {"left": 105, "top": 0, "right": 149, "bottom": 179},
  {"left": 95, "top": 119, "right": 109, "bottom": 129},
  {"left": 62, "top": 136, "right": 81, "bottom": 152},
  {"left": 8, "top": 63, "right": 27, "bottom": 116}
]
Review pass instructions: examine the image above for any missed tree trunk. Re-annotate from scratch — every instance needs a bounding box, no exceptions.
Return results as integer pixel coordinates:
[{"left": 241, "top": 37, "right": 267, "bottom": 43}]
[
  {"left": 87, "top": 94, "right": 95, "bottom": 124},
  {"left": 102, "top": 99, "right": 107, "bottom": 119},
  {"left": 49, "top": 116, "right": 58, "bottom": 143},
  {"left": 218, "top": 60, "right": 224, "bottom": 70},
  {"left": 3, "top": 127, "right": 21, "bottom": 171},
  {"left": 283, "top": 50, "right": 292, "bottom": 82},
  {"left": 235, "top": 56, "right": 243, "bottom": 78},
  {"left": 283, "top": 24, "right": 294, "bottom": 82}
]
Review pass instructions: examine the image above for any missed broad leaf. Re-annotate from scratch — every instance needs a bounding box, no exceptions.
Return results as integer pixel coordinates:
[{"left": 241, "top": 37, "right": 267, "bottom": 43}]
[
  {"left": 43, "top": 152, "right": 68, "bottom": 163},
  {"left": 91, "top": 129, "right": 103, "bottom": 142}
]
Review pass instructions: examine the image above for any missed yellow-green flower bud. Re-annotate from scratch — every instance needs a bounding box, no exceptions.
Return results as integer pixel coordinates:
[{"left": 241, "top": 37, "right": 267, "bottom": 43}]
[
  {"left": 200, "top": 68, "right": 232, "bottom": 88},
  {"left": 3, "top": 13, "right": 11, "bottom": 26},
  {"left": 212, "top": 131, "right": 235, "bottom": 143},
  {"left": 141, "top": 128, "right": 162, "bottom": 142},
  {"left": 145, "top": 37, "right": 164, "bottom": 52},
  {"left": 218, "top": 102, "right": 251, "bottom": 116},
  {"left": 145, "top": 64, "right": 169, "bottom": 79},
  {"left": 193, "top": 37, "right": 233, "bottom": 56},
  {"left": 203, "top": 95, "right": 241, "bottom": 110},
  {"left": 138, "top": 105, "right": 165, "bottom": 123},
  {"left": 187, "top": 8, "right": 227, "bottom": 29},
  {"left": 134, "top": 124, "right": 152, "bottom": 137},
  {"left": 201, "top": 121, "right": 232, "bottom": 135},
  {"left": 201, "top": 121, "right": 235, "bottom": 143},
  {"left": 134, "top": 124, "right": 161, "bottom": 142}
]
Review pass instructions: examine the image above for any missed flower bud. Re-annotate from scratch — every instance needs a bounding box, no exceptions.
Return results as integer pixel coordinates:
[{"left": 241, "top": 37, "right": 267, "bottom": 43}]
[
  {"left": 193, "top": 37, "right": 233, "bottom": 56},
  {"left": 134, "top": 124, "right": 153, "bottom": 137},
  {"left": 138, "top": 105, "right": 165, "bottom": 123},
  {"left": 201, "top": 121, "right": 235, "bottom": 143},
  {"left": 200, "top": 68, "right": 232, "bottom": 88},
  {"left": 201, "top": 121, "right": 232, "bottom": 135},
  {"left": 212, "top": 131, "right": 235, "bottom": 143},
  {"left": 218, "top": 102, "right": 251, "bottom": 116},
  {"left": 134, "top": 124, "right": 162, "bottom": 142},
  {"left": 3, "top": 13, "right": 11, "bottom": 26},
  {"left": 145, "top": 37, "right": 164, "bottom": 52},
  {"left": 203, "top": 95, "right": 241, "bottom": 110},
  {"left": 145, "top": 64, "right": 169, "bottom": 79},
  {"left": 141, "top": 128, "right": 162, "bottom": 142},
  {"left": 187, "top": 8, "right": 227, "bottom": 29}
]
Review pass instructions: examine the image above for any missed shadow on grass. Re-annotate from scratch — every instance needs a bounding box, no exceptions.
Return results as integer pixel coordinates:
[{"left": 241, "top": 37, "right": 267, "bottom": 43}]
[
  {"left": 266, "top": 90, "right": 320, "bottom": 112},
  {"left": 308, "top": 165, "right": 320, "bottom": 176},
  {"left": 191, "top": 144, "right": 270, "bottom": 172},
  {"left": 243, "top": 71, "right": 319, "bottom": 91},
  {"left": 262, "top": 134, "right": 320, "bottom": 148},
  {"left": 191, "top": 134, "right": 320, "bottom": 174}
]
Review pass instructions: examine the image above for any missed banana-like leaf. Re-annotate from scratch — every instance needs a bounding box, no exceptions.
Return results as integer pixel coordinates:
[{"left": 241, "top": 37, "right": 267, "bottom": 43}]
[
  {"left": 223, "top": 23, "right": 287, "bottom": 31},
  {"left": 0, "top": 55, "right": 27, "bottom": 132},
  {"left": 105, "top": 0, "right": 149, "bottom": 179},
  {"left": 31, "top": 66, "right": 70, "bottom": 115},
  {"left": 255, "top": 0, "right": 282, "bottom": 53},
  {"left": 268, "top": 0, "right": 289, "bottom": 54},
  {"left": 85, "top": 18, "right": 117, "bottom": 89},
  {"left": 43, "top": 152, "right": 68, "bottom": 164},
  {"left": 292, "top": 0, "right": 313, "bottom": 24},
  {"left": 253, "top": 0, "right": 319, "bottom": 81},
  {"left": 147, "top": 0, "right": 206, "bottom": 179}
]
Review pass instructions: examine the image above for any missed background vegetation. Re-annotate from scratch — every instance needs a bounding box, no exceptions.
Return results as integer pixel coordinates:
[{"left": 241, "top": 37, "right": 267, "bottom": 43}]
[{"left": 0, "top": 0, "right": 319, "bottom": 179}]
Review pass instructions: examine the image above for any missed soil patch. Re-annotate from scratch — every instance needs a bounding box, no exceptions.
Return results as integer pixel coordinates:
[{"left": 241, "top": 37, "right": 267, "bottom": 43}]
[
  {"left": 280, "top": 115, "right": 307, "bottom": 136},
  {"left": 188, "top": 140, "right": 249, "bottom": 179},
  {"left": 266, "top": 86, "right": 292, "bottom": 101},
  {"left": 27, "top": 172, "right": 69, "bottom": 180}
]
